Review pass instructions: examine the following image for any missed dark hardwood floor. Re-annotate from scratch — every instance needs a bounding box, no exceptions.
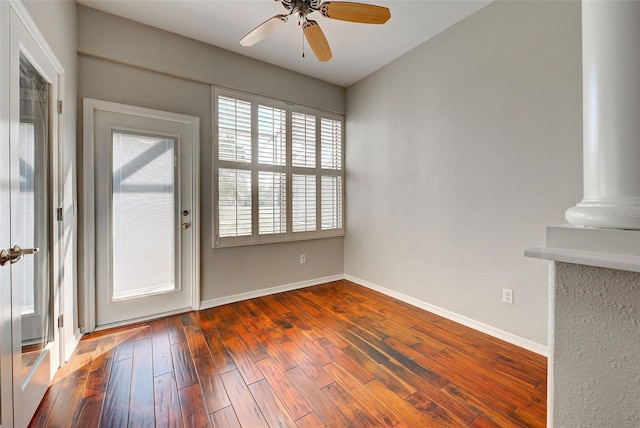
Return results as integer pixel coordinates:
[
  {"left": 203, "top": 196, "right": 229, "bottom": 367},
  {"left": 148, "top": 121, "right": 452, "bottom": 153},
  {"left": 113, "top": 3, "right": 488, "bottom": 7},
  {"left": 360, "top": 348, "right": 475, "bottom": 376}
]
[{"left": 30, "top": 280, "right": 547, "bottom": 427}]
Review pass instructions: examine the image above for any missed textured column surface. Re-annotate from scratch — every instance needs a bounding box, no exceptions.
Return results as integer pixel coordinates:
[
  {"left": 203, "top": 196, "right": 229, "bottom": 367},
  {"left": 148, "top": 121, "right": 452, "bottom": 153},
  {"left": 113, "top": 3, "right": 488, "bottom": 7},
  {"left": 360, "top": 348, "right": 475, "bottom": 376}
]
[
  {"left": 565, "top": 0, "right": 640, "bottom": 229},
  {"left": 552, "top": 262, "right": 640, "bottom": 426}
]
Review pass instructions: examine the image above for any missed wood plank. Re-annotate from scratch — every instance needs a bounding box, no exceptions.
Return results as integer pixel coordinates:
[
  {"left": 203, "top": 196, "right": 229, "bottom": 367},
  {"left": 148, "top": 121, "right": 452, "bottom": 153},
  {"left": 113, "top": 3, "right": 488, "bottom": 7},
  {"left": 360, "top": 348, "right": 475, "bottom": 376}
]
[
  {"left": 178, "top": 383, "right": 210, "bottom": 428},
  {"left": 322, "top": 362, "right": 402, "bottom": 427},
  {"left": 83, "top": 342, "right": 114, "bottom": 398},
  {"left": 440, "top": 384, "right": 525, "bottom": 428},
  {"left": 320, "top": 382, "right": 381, "bottom": 427},
  {"left": 154, "top": 372, "right": 184, "bottom": 428},
  {"left": 45, "top": 364, "right": 90, "bottom": 428},
  {"left": 184, "top": 324, "right": 209, "bottom": 358},
  {"left": 220, "top": 369, "right": 269, "bottom": 427},
  {"left": 99, "top": 358, "right": 133, "bottom": 428},
  {"left": 28, "top": 379, "right": 63, "bottom": 427},
  {"left": 280, "top": 339, "right": 334, "bottom": 388},
  {"left": 151, "top": 317, "right": 174, "bottom": 377},
  {"left": 210, "top": 406, "right": 241, "bottom": 428},
  {"left": 218, "top": 328, "right": 264, "bottom": 385},
  {"left": 406, "top": 391, "right": 468, "bottom": 427},
  {"left": 363, "top": 379, "right": 438, "bottom": 428},
  {"left": 249, "top": 379, "right": 297, "bottom": 428},
  {"left": 72, "top": 392, "right": 105, "bottom": 428},
  {"left": 170, "top": 341, "right": 198, "bottom": 389},
  {"left": 166, "top": 314, "right": 187, "bottom": 345},
  {"left": 206, "top": 333, "right": 237, "bottom": 373},
  {"left": 256, "top": 358, "right": 314, "bottom": 420},
  {"left": 295, "top": 412, "right": 326, "bottom": 428},
  {"left": 129, "top": 338, "right": 156, "bottom": 427},
  {"left": 193, "top": 353, "right": 231, "bottom": 413},
  {"left": 285, "top": 367, "right": 353, "bottom": 428},
  {"left": 315, "top": 338, "right": 375, "bottom": 385},
  {"left": 253, "top": 328, "right": 297, "bottom": 371}
]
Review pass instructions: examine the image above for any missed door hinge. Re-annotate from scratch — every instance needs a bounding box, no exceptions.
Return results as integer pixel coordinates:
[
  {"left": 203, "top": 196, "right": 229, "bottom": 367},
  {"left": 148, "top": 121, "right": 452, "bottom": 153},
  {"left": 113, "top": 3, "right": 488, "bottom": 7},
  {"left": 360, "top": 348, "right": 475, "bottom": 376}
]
[
  {"left": 58, "top": 100, "right": 63, "bottom": 115},
  {"left": 56, "top": 207, "right": 63, "bottom": 222},
  {"left": 57, "top": 314, "right": 64, "bottom": 328}
]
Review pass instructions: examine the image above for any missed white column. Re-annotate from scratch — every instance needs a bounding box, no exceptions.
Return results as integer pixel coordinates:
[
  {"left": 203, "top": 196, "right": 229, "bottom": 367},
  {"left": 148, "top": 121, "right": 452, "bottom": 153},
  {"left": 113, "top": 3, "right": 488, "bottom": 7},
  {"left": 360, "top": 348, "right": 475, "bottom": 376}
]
[{"left": 565, "top": 0, "right": 640, "bottom": 229}]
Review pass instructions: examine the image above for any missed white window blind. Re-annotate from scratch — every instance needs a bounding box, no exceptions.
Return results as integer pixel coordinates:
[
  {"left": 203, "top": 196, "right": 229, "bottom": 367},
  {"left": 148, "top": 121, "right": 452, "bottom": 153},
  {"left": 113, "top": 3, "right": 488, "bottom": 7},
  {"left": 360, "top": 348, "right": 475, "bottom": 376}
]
[
  {"left": 214, "top": 87, "right": 344, "bottom": 247},
  {"left": 292, "top": 174, "right": 316, "bottom": 232},
  {"left": 218, "top": 96, "right": 251, "bottom": 163},
  {"left": 259, "top": 171, "right": 286, "bottom": 235},
  {"left": 258, "top": 105, "right": 286, "bottom": 166},
  {"left": 321, "top": 175, "right": 342, "bottom": 230},
  {"left": 321, "top": 118, "right": 342, "bottom": 170},
  {"left": 292, "top": 112, "right": 316, "bottom": 168},
  {"left": 218, "top": 168, "right": 252, "bottom": 237}
]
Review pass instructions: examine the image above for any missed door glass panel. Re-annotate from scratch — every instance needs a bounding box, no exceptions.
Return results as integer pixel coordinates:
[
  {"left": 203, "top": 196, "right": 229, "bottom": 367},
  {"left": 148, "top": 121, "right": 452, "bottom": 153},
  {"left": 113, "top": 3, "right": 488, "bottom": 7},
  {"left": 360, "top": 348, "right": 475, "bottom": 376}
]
[
  {"left": 111, "top": 132, "right": 177, "bottom": 300},
  {"left": 18, "top": 55, "right": 52, "bottom": 382}
]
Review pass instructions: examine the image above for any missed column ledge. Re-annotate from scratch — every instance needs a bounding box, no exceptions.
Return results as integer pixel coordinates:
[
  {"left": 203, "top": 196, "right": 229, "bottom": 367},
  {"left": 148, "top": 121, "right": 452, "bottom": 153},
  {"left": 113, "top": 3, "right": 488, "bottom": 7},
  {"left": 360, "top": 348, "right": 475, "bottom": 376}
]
[{"left": 525, "top": 224, "right": 640, "bottom": 273}]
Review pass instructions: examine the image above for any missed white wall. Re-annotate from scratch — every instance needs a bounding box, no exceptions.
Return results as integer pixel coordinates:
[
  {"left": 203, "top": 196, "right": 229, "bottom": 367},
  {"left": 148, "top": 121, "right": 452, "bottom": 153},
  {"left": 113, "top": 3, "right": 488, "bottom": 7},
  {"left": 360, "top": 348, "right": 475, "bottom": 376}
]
[
  {"left": 22, "top": 0, "right": 78, "bottom": 355},
  {"left": 345, "top": 0, "right": 582, "bottom": 347},
  {"left": 76, "top": 7, "right": 346, "bottom": 326},
  {"left": 552, "top": 262, "right": 640, "bottom": 426}
]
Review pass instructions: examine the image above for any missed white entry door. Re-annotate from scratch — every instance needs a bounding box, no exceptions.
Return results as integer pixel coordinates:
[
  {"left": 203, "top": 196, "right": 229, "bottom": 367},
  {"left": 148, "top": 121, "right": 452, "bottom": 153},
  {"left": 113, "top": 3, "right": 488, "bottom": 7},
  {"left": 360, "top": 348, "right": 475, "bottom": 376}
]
[
  {"left": 1, "top": 3, "right": 63, "bottom": 426},
  {"left": 85, "top": 99, "right": 199, "bottom": 329}
]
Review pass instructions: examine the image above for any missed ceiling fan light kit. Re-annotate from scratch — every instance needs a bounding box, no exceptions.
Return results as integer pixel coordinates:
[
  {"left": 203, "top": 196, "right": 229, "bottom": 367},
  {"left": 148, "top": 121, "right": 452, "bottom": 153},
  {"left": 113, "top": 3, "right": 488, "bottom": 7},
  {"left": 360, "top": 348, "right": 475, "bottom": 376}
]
[{"left": 240, "top": 0, "right": 391, "bottom": 62}]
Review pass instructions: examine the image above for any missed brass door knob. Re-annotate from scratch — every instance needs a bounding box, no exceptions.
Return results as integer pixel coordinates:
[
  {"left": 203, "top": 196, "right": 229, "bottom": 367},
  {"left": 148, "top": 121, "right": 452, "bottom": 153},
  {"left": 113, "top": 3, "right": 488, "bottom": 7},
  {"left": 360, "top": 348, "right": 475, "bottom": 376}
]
[
  {"left": 0, "top": 245, "right": 39, "bottom": 266},
  {"left": 181, "top": 223, "right": 191, "bottom": 230}
]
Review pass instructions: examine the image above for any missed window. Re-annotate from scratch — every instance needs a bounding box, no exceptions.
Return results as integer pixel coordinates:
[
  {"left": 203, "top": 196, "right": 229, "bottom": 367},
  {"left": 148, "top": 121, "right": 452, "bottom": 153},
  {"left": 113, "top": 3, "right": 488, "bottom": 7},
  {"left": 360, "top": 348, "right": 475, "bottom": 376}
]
[{"left": 213, "top": 88, "right": 344, "bottom": 247}]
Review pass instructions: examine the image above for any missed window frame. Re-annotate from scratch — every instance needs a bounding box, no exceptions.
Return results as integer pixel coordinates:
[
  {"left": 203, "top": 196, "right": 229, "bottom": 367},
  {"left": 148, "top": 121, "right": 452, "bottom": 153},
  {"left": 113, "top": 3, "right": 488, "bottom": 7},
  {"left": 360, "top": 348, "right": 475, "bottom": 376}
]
[{"left": 213, "top": 87, "right": 345, "bottom": 248}]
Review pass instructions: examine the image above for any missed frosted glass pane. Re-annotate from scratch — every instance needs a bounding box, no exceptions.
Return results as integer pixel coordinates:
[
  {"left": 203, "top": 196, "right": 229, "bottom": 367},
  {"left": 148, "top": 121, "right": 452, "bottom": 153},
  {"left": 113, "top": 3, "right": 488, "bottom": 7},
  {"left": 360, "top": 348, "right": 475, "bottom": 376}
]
[
  {"left": 112, "top": 132, "right": 176, "bottom": 300},
  {"left": 18, "top": 122, "right": 36, "bottom": 315}
]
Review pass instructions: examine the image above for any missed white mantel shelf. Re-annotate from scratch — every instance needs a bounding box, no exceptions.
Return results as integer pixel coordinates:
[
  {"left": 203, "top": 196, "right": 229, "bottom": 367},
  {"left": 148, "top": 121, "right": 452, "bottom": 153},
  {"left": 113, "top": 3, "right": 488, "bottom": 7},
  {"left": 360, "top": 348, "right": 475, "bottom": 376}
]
[{"left": 525, "top": 225, "right": 640, "bottom": 273}]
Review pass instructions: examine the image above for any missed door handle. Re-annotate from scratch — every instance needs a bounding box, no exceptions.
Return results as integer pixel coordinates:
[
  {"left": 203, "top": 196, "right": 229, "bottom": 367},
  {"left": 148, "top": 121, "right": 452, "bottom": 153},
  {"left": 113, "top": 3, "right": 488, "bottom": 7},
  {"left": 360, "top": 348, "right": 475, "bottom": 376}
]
[
  {"left": 0, "top": 245, "right": 39, "bottom": 266},
  {"left": 181, "top": 223, "right": 191, "bottom": 230}
]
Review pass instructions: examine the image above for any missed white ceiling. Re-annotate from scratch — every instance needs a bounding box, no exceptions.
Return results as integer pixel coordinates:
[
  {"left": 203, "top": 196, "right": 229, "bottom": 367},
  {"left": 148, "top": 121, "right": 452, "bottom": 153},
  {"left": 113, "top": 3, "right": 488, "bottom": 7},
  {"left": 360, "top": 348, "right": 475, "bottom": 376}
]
[{"left": 77, "top": 0, "right": 491, "bottom": 87}]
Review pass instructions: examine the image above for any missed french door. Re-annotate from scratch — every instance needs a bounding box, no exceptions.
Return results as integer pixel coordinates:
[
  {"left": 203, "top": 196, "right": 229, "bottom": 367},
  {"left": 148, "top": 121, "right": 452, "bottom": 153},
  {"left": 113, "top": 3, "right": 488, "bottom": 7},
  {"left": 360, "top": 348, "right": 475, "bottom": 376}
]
[
  {"left": 0, "top": 2, "right": 63, "bottom": 427},
  {"left": 84, "top": 99, "right": 200, "bottom": 329}
]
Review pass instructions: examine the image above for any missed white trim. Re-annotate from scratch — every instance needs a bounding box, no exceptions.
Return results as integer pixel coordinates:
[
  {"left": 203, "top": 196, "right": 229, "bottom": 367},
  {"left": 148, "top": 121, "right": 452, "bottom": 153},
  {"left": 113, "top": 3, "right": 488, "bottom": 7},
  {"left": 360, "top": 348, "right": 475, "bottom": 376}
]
[
  {"left": 82, "top": 98, "right": 200, "bottom": 331},
  {"left": 8, "top": 0, "right": 64, "bottom": 73},
  {"left": 64, "top": 329, "right": 82, "bottom": 362},
  {"left": 200, "top": 274, "right": 345, "bottom": 309},
  {"left": 345, "top": 274, "right": 549, "bottom": 357},
  {"left": 94, "top": 307, "right": 192, "bottom": 332}
]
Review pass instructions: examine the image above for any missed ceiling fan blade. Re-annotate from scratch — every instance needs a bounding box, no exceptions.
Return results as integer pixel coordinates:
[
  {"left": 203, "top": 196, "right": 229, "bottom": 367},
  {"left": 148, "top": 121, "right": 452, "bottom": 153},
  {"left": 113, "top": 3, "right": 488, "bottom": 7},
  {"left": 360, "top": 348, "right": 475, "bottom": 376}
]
[
  {"left": 240, "top": 14, "right": 288, "bottom": 46},
  {"left": 320, "top": 2, "right": 390, "bottom": 24},
  {"left": 303, "top": 20, "right": 332, "bottom": 62}
]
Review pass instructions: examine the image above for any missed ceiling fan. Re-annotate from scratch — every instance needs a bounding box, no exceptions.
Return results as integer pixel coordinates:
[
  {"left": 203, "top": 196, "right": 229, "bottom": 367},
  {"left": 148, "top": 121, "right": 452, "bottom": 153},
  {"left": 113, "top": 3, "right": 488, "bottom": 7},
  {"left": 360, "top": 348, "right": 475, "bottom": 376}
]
[{"left": 240, "top": 0, "right": 391, "bottom": 62}]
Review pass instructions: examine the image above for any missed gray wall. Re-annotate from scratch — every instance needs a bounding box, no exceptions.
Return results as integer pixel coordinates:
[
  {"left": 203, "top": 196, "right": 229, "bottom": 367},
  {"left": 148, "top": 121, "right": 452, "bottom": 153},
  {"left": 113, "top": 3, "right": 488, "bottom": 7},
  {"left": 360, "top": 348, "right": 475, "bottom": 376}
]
[
  {"left": 344, "top": 0, "right": 583, "bottom": 347},
  {"left": 23, "top": 0, "right": 78, "bottom": 354},
  {"left": 76, "top": 6, "right": 346, "bottom": 324},
  {"left": 552, "top": 262, "right": 640, "bottom": 427}
]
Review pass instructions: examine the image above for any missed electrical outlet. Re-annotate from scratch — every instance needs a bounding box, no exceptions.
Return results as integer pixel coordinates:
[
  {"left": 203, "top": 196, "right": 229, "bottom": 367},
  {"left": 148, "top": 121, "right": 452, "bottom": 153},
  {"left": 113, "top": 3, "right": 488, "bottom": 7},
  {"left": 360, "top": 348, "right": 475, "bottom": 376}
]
[
  {"left": 502, "top": 288, "right": 514, "bottom": 305},
  {"left": 300, "top": 254, "right": 306, "bottom": 264}
]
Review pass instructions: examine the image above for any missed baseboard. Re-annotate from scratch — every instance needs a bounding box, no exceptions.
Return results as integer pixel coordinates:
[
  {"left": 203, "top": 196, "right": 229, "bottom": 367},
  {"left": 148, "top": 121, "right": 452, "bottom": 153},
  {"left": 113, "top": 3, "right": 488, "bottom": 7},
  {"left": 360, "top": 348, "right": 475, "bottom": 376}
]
[
  {"left": 199, "top": 274, "right": 346, "bottom": 310},
  {"left": 64, "top": 328, "right": 83, "bottom": 362},
  {"left": 345, "top": 274, "right": 549, "bottom": 357}
]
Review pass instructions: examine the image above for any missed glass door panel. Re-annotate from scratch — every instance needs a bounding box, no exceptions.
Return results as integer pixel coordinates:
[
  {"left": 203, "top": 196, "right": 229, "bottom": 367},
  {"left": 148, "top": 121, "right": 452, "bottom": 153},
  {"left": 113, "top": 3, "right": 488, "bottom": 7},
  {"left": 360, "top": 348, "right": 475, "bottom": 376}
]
[{"left": 111, "top": 132, "right": 177, "bottom": 300}]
